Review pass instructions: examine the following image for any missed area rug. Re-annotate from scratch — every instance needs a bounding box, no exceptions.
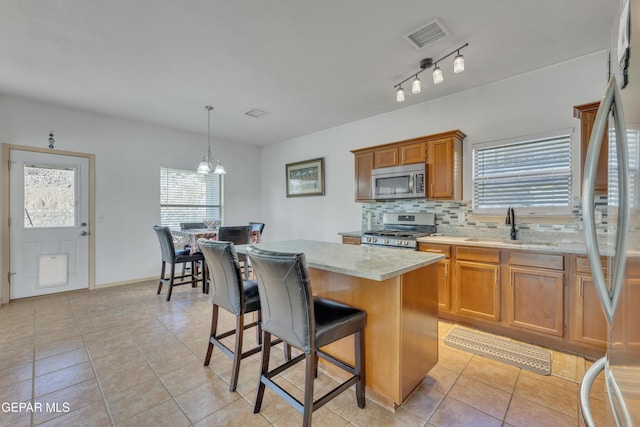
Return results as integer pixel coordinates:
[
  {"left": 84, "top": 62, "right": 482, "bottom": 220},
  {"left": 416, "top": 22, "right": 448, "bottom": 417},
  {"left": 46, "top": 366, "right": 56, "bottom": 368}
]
[{"left": 443, "top": 326, "right": 551, "bottom": 375}]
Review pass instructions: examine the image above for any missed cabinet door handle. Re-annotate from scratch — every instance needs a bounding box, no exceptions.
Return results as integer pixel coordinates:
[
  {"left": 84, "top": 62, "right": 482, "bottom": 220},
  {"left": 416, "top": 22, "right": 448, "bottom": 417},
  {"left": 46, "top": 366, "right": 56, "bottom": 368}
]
[
  {"left": 444, "top": 262, "right": 449, "bottom": 277},
  {"left": 578, "top": 279, "right": 583, "bottom": 297}
]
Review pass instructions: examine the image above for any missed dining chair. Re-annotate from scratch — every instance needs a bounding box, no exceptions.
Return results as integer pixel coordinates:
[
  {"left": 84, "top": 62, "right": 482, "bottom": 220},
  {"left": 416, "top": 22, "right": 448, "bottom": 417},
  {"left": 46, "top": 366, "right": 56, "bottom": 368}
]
[
  {"left": 246, "top": 246, "right": 366, "bottom": 427},
  {"left": 217, "top": 226, "right": 252, "bottom": 278},
  {"left": 199, "top": 240, "right": 283, "bottom": 392},
  {"left": 180, "top": 222, "right": 206, "bottom": 230},
  {"left": 248, "top": 222, "right": 265, "bottom": 243},
  {"left": 153, "top": 225, "right": 206, "bottom": 301}
]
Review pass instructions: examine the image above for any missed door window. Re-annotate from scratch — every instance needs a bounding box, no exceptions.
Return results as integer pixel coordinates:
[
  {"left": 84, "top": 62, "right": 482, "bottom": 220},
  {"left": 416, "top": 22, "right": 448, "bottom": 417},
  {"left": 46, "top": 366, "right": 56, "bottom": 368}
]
[{"left": 23, "top": 164, "right": 77, "bottom": 228}]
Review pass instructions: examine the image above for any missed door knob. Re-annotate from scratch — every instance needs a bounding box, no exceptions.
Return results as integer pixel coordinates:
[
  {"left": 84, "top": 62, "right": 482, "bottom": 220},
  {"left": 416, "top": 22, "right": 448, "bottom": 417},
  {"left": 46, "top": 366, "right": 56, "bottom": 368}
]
[{"left": 80, "top": 231, "right": 89, "bottom": 236}]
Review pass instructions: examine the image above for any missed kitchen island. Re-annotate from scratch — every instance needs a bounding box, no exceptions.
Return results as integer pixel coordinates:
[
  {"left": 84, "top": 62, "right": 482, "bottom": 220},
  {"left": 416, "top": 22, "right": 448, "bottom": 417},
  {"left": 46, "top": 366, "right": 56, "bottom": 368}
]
[{"left": 236, "top": 239, "right": 443, "bottom": 409}]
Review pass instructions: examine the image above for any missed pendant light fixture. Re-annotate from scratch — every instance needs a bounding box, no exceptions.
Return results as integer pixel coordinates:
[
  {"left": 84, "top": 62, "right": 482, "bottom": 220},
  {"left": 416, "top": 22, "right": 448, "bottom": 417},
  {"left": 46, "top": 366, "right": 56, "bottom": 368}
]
[
  {"left": 393, "top": 42, "right": 469, "bottom": 102},
  {"left": 197, "top": 106, "right": 226, "bottom": 175}
]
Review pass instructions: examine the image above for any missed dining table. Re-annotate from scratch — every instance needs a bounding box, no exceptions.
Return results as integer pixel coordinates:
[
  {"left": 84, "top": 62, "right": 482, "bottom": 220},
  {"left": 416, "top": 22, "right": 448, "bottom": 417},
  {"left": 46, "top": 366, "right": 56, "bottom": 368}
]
[{"left": 172, "top": 228, "right": 218, "bottom": 255}]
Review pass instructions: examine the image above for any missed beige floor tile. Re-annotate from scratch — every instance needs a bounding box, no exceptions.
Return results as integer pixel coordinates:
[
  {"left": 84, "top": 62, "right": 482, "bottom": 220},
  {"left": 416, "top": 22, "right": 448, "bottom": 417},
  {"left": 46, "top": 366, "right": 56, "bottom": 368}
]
[
  {"left": 104, "top": 378, "right": 172, "bottom": 424},
  {"left": 34, "top": 347, "right": 90, "bottom": 377},
  {"left": 34, "top": 336, "right": 85, "bottom": 360},
  {"left": 398, "top": 382, "right": 445, "bottom": 420},
  {"left": 505, "top": 395, "right": 577, "bottom": 427},
  {"left": 32, "top": 378, "right": 104, "bottom": 425},
  {"left": 175, "top": 375, "right": 242, "bottom": 423},
  {"left": 428, "top": 396, "right": 502, "bottom": 427},
  {"left": 115, "top": 399, "right": 191, "bottom": 427},
  {"left": 0, "top": 362, "right": 33, "bottom": 389},
  {"left": 193, "top": 398, "right": 271, "bottom": 427},
  {"left": 552, "top": 349, "right": 582, "bottom": 382},
  {"left": 351, "top": 405, "right": 425, "bottom": 427},
  {"left": 157, "top": 358, "right": 220, "bottom": 397},
  {"left": 0, "top": 336, "right": 35, "bottom": 371},
  {"left": 0, "top": 378, "right": 33, "bottom": 403},
  {"left": 436, "top": 343, "right": 472, "bottom": 373},
  {"left": 461, "top": 355, "right": 521, "bottom": 393},
  {"left": 37, "top": 399, "right": 112, "bottom": 427},
  {"left": 0, "top": 400, "right": 33, "bottom": 427},
  {"left": 447, "top": 375, "right": 511, "bottom": 420},
  {"left": 271, "top": 404, "right": 350, "bottom": 427},
  {"left": 514, "top": 372, "right": 579, "bottom": 418},
  {"left": 420, "top": 365, "right": 460, "bottom": 395},
  {"left": 34, "top": 361, "right": 95, "bottom": 397},
  {"left": 95, "top": 355, "right": 157, "bottom": 394}
]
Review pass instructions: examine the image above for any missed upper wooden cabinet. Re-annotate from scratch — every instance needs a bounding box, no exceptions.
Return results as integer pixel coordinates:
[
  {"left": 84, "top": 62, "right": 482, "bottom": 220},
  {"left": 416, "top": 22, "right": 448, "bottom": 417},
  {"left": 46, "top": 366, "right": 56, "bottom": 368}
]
[
  {"left": 354, "top": 151, "right": 374, "bottom": 201},
  {"left": 574, "top": 101, "right": 608, "bottom": 194},
  {"left": 351, "top": 130, "right": 466, "bottom": 202}
]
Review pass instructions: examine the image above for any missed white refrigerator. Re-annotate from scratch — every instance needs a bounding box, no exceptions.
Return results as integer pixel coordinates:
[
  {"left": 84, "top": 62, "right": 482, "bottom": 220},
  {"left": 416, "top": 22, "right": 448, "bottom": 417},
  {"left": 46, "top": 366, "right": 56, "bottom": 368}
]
[{"left": 580, "top": 1, "right": 640, "bottom": 426}]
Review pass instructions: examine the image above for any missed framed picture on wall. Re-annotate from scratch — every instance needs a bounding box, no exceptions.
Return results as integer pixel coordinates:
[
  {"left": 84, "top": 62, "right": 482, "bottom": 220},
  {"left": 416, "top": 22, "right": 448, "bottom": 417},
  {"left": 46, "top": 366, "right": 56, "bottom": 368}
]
[{"left": 285, "top": 157, "right": 325, "bottom": 197}]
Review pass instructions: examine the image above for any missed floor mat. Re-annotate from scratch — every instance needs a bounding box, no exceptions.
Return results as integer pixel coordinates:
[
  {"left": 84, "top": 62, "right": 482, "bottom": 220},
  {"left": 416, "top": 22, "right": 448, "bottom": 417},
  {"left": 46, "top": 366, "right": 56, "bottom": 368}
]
[{"left": 443, "top": 326, "right": 551, "bottom": 375}]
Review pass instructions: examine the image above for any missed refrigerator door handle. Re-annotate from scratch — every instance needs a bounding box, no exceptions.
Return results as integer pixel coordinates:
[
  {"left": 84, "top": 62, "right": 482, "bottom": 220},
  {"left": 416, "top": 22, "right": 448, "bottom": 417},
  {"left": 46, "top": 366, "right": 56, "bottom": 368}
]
[
  {"left": 580, "top": 356, "right": 606, "bottom": 427},
  {"left": 582, "top": 75, "right": 630, "bottom": 325}
]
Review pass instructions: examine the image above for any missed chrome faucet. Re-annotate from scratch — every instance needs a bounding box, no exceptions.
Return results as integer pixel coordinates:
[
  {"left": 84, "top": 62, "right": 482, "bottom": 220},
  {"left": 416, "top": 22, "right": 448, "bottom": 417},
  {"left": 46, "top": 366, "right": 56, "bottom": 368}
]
[{"left": 505, "top": 206, "right": 518, "bottom": 240}]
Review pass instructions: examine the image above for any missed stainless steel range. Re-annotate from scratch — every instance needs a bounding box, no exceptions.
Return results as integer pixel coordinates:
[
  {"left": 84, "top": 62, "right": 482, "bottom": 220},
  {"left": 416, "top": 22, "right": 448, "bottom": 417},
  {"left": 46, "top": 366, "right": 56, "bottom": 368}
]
[{"left": 361, "top": 213, "right": 436, "bottom": 250}]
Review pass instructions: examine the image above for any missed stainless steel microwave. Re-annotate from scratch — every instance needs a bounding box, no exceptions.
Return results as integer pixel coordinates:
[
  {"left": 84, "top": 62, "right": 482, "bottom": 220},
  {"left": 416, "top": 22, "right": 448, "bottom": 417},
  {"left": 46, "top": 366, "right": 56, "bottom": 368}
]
[{"left": 371, "top": 164, "right": 426, "bottom": 200}]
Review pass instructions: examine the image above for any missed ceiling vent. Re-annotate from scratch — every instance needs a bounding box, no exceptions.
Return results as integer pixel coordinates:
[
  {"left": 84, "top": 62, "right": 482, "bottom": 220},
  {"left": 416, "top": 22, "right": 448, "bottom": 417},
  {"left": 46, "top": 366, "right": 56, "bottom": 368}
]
[
  {"left": 404, "top": 19, "right": 449, "bottom": 49},
  {"left": 243, "top": 108, "right": 268, "bottom": 118}
]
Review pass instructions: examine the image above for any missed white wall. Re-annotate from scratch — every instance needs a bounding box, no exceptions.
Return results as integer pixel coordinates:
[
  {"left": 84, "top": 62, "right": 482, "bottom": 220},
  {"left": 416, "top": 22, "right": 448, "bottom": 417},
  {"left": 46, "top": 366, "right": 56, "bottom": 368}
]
[
  {"left": 260, "top": 51, "right": 610, "bottom": 242},
  {"left": 0, "top": 95, "right": 262, "bottom": 286}
]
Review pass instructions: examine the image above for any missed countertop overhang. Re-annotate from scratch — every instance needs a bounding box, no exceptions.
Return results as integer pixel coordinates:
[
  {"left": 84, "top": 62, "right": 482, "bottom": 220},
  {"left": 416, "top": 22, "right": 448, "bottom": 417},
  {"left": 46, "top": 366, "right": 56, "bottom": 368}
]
[
  {"left": 236, "top": 239, "right": 443, "bottom": 281},
  {"left": 416, "top": 235, "right": 599, "bottom": 255}
]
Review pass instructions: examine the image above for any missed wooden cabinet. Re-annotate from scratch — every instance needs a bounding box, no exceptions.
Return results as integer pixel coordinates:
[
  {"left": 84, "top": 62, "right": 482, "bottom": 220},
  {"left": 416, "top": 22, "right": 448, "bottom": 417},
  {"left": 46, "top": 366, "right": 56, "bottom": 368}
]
[
  {"left": 506, "top": 251, "right": 565, "bottom": 337},
  {"left": 454, "top": 246, "right": 501, "bottom": 321},
  {"left": 351, "top": 130, "right": 466, "bottom": 202},
  {"left": 427, "top": 135, "right": 462, "bottom": 200},
  {"left": 419, "top": 243, "right": 451, "bottom": 312},
  {"left": 569, "top": 255, "right": 607, "bottom": 348},
  {"left": 341, "top": 236, "right": 361, "bottom": 245},
  {"left": 354, "top": 151, "right": 374, "bottom": 201},
  {"left": 400, "top": 142, "right": 426, "bottom": 165},
  {"left": 374, "top": 147, "right": 399, "bottom": 168},
  {"left": 574, "top": 101, "right": 608, "bottom": 194}
]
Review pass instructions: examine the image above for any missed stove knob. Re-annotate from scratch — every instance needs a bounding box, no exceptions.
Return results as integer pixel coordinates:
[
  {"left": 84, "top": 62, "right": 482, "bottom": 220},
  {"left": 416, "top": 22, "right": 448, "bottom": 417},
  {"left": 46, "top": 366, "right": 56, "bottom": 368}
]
[{"left": 383, "top": 239, "right": 389, "bottom": 244}]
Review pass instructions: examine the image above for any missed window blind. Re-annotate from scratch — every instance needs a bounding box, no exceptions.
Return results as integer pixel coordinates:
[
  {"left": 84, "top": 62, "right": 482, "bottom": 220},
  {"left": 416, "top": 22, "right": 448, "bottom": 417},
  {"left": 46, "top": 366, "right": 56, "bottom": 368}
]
[
  {"left": 160, "top": 167, "right": 222, "bottom": 229},
  {"left": 608, "top": 128, "right": 639, "bottom": 208},
  {"left": 473, "top": 134, "right": 572, "bottom": 214}
]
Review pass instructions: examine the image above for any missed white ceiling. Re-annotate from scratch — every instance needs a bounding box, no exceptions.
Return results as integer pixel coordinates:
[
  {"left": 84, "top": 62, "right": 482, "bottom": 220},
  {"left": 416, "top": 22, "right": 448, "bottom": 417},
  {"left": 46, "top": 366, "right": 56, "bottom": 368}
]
[{"left": 0, "top": 1, "right": 616, "bottom": 146}]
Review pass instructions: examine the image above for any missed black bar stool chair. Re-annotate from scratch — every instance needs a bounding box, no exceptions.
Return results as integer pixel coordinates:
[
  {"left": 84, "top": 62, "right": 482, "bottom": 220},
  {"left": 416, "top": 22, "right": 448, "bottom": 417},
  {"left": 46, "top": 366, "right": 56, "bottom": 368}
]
[
  {"left": 246, "top": 246, "right": 366, "bottom": 427},
  {"left": 152, "top": 226, "right": 205, "bottom": 301},
  {"left": 217, "top": 225, "right": 252, "bottom": 279},
  {"left": 199, "top": 240, "right": 283, "bottom": 392}
]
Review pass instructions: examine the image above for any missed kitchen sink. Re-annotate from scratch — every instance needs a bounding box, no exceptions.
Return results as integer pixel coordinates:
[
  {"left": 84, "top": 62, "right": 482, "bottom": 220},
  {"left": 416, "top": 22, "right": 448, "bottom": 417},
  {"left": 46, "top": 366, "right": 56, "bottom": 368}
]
[{"left": 463, "top": 238, "right": 557, "bottom": 247}]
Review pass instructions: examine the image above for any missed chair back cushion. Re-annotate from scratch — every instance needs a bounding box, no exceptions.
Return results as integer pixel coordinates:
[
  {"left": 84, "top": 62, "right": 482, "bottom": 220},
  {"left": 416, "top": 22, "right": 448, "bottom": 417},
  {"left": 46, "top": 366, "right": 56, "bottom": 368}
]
[
  {"left": 248, "top": 222, "right": 265, "bottom": 234},
  {"left": 246, "top": 247, "right": 314, "bottom": 352},
  {"left": 199, "top": 240, "right": 245, "bottom": 315},
  {"left": 153, "top": 225, "right": 177, "bottom": 263},
  {"left": 217, "top": 226, "right": 252, "bottom": 245},
  {"left": 180, "top": 222, "right": 206, "bottom": 230}
]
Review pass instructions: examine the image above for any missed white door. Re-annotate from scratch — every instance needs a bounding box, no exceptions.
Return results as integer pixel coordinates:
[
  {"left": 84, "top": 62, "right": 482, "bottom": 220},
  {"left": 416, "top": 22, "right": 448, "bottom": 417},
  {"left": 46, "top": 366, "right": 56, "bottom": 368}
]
[{"left": 9, "top": 150, "right": 90, "bottom": 299}]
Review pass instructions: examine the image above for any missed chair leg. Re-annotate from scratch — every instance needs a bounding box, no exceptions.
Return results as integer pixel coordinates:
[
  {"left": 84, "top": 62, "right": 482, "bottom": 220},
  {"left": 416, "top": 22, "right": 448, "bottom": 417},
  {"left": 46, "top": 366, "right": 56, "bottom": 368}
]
[
  {"left": 204, "top": 305, "right": 219, "bottom": 366},
  {"left": 255, "top": 311, "right": 262, "bottom": 345},
  {"left": 229, "top": 313, "right": 245, "bottom": 392},
  {"left": 284, "top": 343, "right": 292, "bottom": 362},
  {"left": 166, "top": 263, "right": 176, "bottom": 301},
  {"left": 202, "top": 261, "right": 209, "bottom": 294},
  {"left": 191, "top": 261, "right": 198, "bottom": 288},
  {"left": 157, "top": 261, "right": 166, "bottom": 294},
  {"left": 253, "top": 330, "right": 272, "bottom": 414},
  {"left": 355, "top": 330, "right": 365, "bottom": 409},
  {"left": 302, "top": 352, "right": 316, "bottom": 427}
]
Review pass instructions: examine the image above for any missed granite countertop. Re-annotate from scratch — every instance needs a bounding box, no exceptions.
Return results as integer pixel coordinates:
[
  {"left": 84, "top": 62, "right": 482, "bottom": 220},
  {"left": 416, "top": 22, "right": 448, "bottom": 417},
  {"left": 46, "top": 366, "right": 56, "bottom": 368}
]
[
  {"left": 236, "top": 239, "right": 443, "bottom": 281},
  {"left": 337, "top": 230, "right": 364, "bottom": 238},
  {"left": 416, "top": 235, "right": 600, "bottom": 255}
]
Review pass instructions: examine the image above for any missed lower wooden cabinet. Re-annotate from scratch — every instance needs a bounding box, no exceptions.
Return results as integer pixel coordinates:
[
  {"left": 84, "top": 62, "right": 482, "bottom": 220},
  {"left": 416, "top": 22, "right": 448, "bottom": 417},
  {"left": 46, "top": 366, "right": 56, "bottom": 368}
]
[
  {"left": 570, "top": 255, "right": 607, "bottom": 348},
  {"left": 419, "top": 243, "right": 451, "bottom": 312},
  {"left": 454, "top": 246, "right": 501, "bottom": 321},
  {"left": 506, "top": 251, "right": 565, "bottom": 337}
]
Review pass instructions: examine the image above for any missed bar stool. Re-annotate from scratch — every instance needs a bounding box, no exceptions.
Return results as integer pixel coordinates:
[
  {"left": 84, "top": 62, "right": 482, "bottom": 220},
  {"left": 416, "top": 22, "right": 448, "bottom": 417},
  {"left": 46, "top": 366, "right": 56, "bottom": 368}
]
[
  {"left": 199, "top": 240, "right": 282, "bottom": 392},
  {"left": 246, "top": 246, "right": 366, "bottom": 427},
  {"left": 153, "top": 226, "right": 206, "bottom": 301}
]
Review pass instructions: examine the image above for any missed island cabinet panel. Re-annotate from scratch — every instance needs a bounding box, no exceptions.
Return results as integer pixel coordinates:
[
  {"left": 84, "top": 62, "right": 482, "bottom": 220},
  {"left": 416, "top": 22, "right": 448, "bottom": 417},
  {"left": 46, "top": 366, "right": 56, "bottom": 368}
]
[
  {"left": 419, "top": 242, "right": 451, "bottom": 312},
  {"left": 354, "top": 151, "right": 374, "bottom": 201},
  {"left": 309, "top": 263, "right": 439, "bottom": 408},
  {"left": 374, "top": 147, "right": 399, "bottom": 168},
  {"left": 506, "top": 251, "right": 565, "bottom": 337},
  {"left": 569, "top": 255, "right": 607, "bottom": 348},
  {"left": 453, "top": 246, "right": 501, "bottom": 321}
]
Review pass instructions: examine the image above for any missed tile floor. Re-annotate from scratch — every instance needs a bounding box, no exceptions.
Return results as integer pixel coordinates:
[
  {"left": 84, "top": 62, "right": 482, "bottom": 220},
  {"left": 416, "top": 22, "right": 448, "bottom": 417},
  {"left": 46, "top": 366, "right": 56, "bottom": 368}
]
[{"left": 0, "top": 281, "right": 608, "bottom": 426}]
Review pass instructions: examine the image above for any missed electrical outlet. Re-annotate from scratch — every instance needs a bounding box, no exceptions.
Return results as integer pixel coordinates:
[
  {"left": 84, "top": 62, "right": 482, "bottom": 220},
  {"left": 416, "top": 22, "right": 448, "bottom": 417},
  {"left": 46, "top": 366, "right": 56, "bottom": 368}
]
[{"left": 459, "top": 212, "right": 466, "bottom": 222}]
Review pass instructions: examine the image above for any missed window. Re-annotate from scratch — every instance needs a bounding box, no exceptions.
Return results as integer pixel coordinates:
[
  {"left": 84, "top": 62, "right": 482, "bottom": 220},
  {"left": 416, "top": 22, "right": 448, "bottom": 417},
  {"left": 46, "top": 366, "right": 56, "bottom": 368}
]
[
  {"left": 160, "top": 167, "right": 223, "bottom": 229},
  {"left": 473, "top": 133, "right": 572, "bottom": 215},
  {"left": 24, "top": 164, "right": 77, "bottom": 227},
  {"left": 608, "top": 127, "right": 639, "bottom": 209}
]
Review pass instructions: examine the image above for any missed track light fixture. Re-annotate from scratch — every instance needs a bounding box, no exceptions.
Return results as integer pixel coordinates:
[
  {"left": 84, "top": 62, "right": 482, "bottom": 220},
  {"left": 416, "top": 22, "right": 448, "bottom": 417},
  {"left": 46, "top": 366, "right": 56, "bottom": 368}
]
[{"left": 394, "top": 43, "right": 468, "bottom": 102}]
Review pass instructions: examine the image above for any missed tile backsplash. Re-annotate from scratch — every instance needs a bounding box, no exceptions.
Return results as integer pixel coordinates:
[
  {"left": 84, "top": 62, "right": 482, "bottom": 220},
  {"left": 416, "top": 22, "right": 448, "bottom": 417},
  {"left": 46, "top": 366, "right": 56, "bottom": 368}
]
[{"left": 361, "top": 196, "right": 610, "bottom": 243}]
